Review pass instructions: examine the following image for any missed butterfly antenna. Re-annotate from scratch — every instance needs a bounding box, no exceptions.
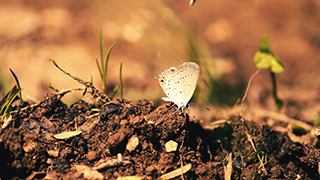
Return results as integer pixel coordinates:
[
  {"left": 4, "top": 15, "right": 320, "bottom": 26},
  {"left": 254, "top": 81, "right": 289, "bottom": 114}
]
[{"left": 189, "top": 102, "right": 210, "bottom": 111}]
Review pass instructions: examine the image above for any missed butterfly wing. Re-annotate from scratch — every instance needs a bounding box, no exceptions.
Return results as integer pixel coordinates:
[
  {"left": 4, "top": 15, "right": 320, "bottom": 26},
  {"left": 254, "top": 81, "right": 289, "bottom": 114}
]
[
  {"left": 175, "top": 62, "right": 199, "bottom": 106},
  {"left": 158, "top": 62, "right": 200, "bottom": 109},
  {"left": 159, "top": 67, "right": 177, "bottom": 101}
]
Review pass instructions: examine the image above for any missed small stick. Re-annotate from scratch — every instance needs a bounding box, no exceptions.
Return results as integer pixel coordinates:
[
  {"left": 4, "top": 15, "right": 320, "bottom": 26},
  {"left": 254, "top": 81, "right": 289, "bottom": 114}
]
[
  {"left": 240, "top": 68, "right": 261, "bottom": 115},
  {"left": 49, "top": 59, "right": 110, "bottom": 102},
  {"left": 241, "top": 117, "right": 268, "bottom": 175}
]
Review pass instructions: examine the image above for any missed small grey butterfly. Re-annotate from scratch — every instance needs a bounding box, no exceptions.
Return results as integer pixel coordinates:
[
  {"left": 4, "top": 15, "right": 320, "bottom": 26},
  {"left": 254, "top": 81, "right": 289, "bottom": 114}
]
[{"left": 158, "top": 62, "right": 200, "bottom": 112}]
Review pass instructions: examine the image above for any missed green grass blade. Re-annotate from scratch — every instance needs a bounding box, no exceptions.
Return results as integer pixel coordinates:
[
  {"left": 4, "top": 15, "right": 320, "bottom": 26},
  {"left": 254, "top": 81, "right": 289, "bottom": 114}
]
[
  {"left": 96, "top": 58, "right": 103, "bottom": 79},
  {"left": 96, "top": 29, "right": 117, "bottom": 94},
  {"left": 110, "top": 85, "right": 118, "bottom": 100},
  {"left": 48, "top": 83, "right": 59, "bottom": 92},
  {"left": 9, "top": 68, "right": 22, "bottom": 104},
  {"left": 103, "top": 43, "right": 116, "bottom": 82},
  {"left": 100, "top": 29, "right": 104, "bottom": 73},
  {"left": 119, "top": 62, "right": 123, "bottom": 98},
  {"left": 0, "top": 89, "right": 13, "bottom": 116},
  {"left": 5, "top": 89, "right": 21, "bottom": 112},
  {"left": 98, "top": 29, "right": 106, "bottom": 92},
  {"left": 0, "top": 89, "right": 21, "bottom": 123},
  {"left": 90, "top": 75, "right": 93, "bottom": 85}
]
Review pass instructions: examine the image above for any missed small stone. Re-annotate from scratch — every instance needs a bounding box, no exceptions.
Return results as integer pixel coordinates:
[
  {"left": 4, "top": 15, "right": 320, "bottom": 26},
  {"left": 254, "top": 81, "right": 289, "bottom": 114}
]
[
  {"left": 23, "top": 141, "right": 37, "bottom": 153},
  {"left": 117, "top": 153, "right": 122, "bottom": 160},
  {"left": 165, "top": 140, "right": 178, "bottom": 152},
  {"left": 47, "top": 149, "right": 59, "bottom": 157},
  {"left": 120, "top": 119, "right": 129, "bottom": 126},
  {"left": 46, "top": 158, "right": 53, "bottom": 164},
  {"left": 87, "top": 151, "right": 99, "bottom": 161},
  {"left": 126, "top": 136, "right": 139, "bottom": 152}
]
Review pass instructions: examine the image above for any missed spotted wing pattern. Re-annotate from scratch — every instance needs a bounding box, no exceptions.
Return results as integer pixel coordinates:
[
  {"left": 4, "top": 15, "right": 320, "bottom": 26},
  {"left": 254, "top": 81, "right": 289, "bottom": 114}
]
[{"left": 158, "top": 62, "right": 200, "bottom": 111}]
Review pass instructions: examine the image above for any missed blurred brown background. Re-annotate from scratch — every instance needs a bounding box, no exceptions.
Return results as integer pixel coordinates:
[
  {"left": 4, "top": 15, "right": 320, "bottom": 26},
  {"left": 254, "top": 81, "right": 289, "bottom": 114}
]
[{"left": 0, "top": 0, "right": 319, "bottom": 121}]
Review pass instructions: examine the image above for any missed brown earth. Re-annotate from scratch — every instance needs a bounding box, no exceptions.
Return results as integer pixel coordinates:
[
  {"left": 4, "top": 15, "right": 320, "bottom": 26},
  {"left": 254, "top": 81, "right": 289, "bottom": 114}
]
[{"left": 0, "top": 85, "right": 319, "bottom": 179}]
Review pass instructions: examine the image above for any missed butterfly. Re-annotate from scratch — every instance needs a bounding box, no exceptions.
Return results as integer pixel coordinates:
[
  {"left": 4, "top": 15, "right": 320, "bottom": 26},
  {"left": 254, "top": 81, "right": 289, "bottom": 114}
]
[{"left": 158, "top": 62, "right": 200, "bottom": 112}]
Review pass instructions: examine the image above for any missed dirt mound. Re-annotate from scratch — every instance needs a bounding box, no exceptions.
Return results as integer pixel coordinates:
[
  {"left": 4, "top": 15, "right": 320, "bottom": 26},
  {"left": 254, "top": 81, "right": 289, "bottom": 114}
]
[{"left": 0, "top": 92, "right": 319, "bottom": 179}]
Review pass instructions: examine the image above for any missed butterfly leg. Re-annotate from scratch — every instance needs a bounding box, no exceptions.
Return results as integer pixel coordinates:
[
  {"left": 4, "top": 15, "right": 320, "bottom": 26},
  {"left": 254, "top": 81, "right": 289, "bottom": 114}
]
[{"left": 167, "top": 103, "right": 176, "bottom": 110}]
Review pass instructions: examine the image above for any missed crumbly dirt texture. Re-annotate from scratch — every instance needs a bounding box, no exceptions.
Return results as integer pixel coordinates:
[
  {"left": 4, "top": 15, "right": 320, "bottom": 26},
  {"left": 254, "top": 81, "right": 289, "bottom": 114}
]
[{"left": 1, "top": 91, "right": 319, "bottom": 179}]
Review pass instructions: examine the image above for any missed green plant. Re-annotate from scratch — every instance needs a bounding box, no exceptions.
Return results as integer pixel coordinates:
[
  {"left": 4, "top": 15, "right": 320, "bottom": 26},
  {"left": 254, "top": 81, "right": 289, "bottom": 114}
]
[
  {"left": 96, "top": 30, "right": 124, "bottom": 100},
  {"left": 119, "top": 62, "right": 123, "bottom": 98},
  {"left": 108, "top": 62, "right": 123, "bottom": 100},
  {"left": 110, "top": 85, "right": 118, "bottom": 99},
  {"left": 0, "top": 87, "right": 21, "bottom": 123},
  {"left": 312, "top": 113, "right": 320, "bottom": 126},
  {"left": 96, "top": 29, "right": 116, "bottom": 93},
  {"left": 1, "top": 68, "right": 24, "bottom": 122},
  {"left": 254, "top": 34, "right": 285, "bottom": 111},
  {"left": 9, "top": 68, "right": 22, "bottom": 104},
  {"left": 49, "top": 82, "right": 59, "bottom": 92}
]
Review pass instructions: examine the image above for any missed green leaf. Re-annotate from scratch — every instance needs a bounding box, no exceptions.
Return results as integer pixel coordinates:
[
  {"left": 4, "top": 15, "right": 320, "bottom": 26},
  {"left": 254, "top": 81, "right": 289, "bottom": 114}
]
[
  {"left": 258, "top": 34, "right": 271, "bottom": 53},
  {"left": 270, "top": 57, "right": 285, "bottom": 73},
  {"left": 254, "top": 34, "right": 285, "bottom": 73},
  {"left": 254, "top": 52, "right": 271, "bottom": 69}
]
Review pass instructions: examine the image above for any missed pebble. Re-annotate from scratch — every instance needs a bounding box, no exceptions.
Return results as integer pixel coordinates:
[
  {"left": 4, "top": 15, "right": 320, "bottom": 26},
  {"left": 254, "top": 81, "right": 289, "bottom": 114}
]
[
  {"left": 47, "top": 149, "right": 59, "bottom": 157},
  {"left": 126, "top": 136, "right": 139, "bottom": 152},
  {"left": 87, "top": 151, "right": 99, "bottom": 161},
  {"left": 165, "top": 140, "right": 178, "bottom": 152}
]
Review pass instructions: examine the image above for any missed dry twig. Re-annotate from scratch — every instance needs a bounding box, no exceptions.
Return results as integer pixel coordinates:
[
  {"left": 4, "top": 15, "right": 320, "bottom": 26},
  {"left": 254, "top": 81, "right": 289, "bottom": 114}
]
[{"left": 49, "top": 59, "right": 110, "bottom": 102}]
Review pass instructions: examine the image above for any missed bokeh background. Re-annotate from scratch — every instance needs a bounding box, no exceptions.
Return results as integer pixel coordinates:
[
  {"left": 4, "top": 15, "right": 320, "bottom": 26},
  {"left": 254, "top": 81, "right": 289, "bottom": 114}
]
[{"left": 0, "top": 0, "right": 319, "bottom": 122}]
